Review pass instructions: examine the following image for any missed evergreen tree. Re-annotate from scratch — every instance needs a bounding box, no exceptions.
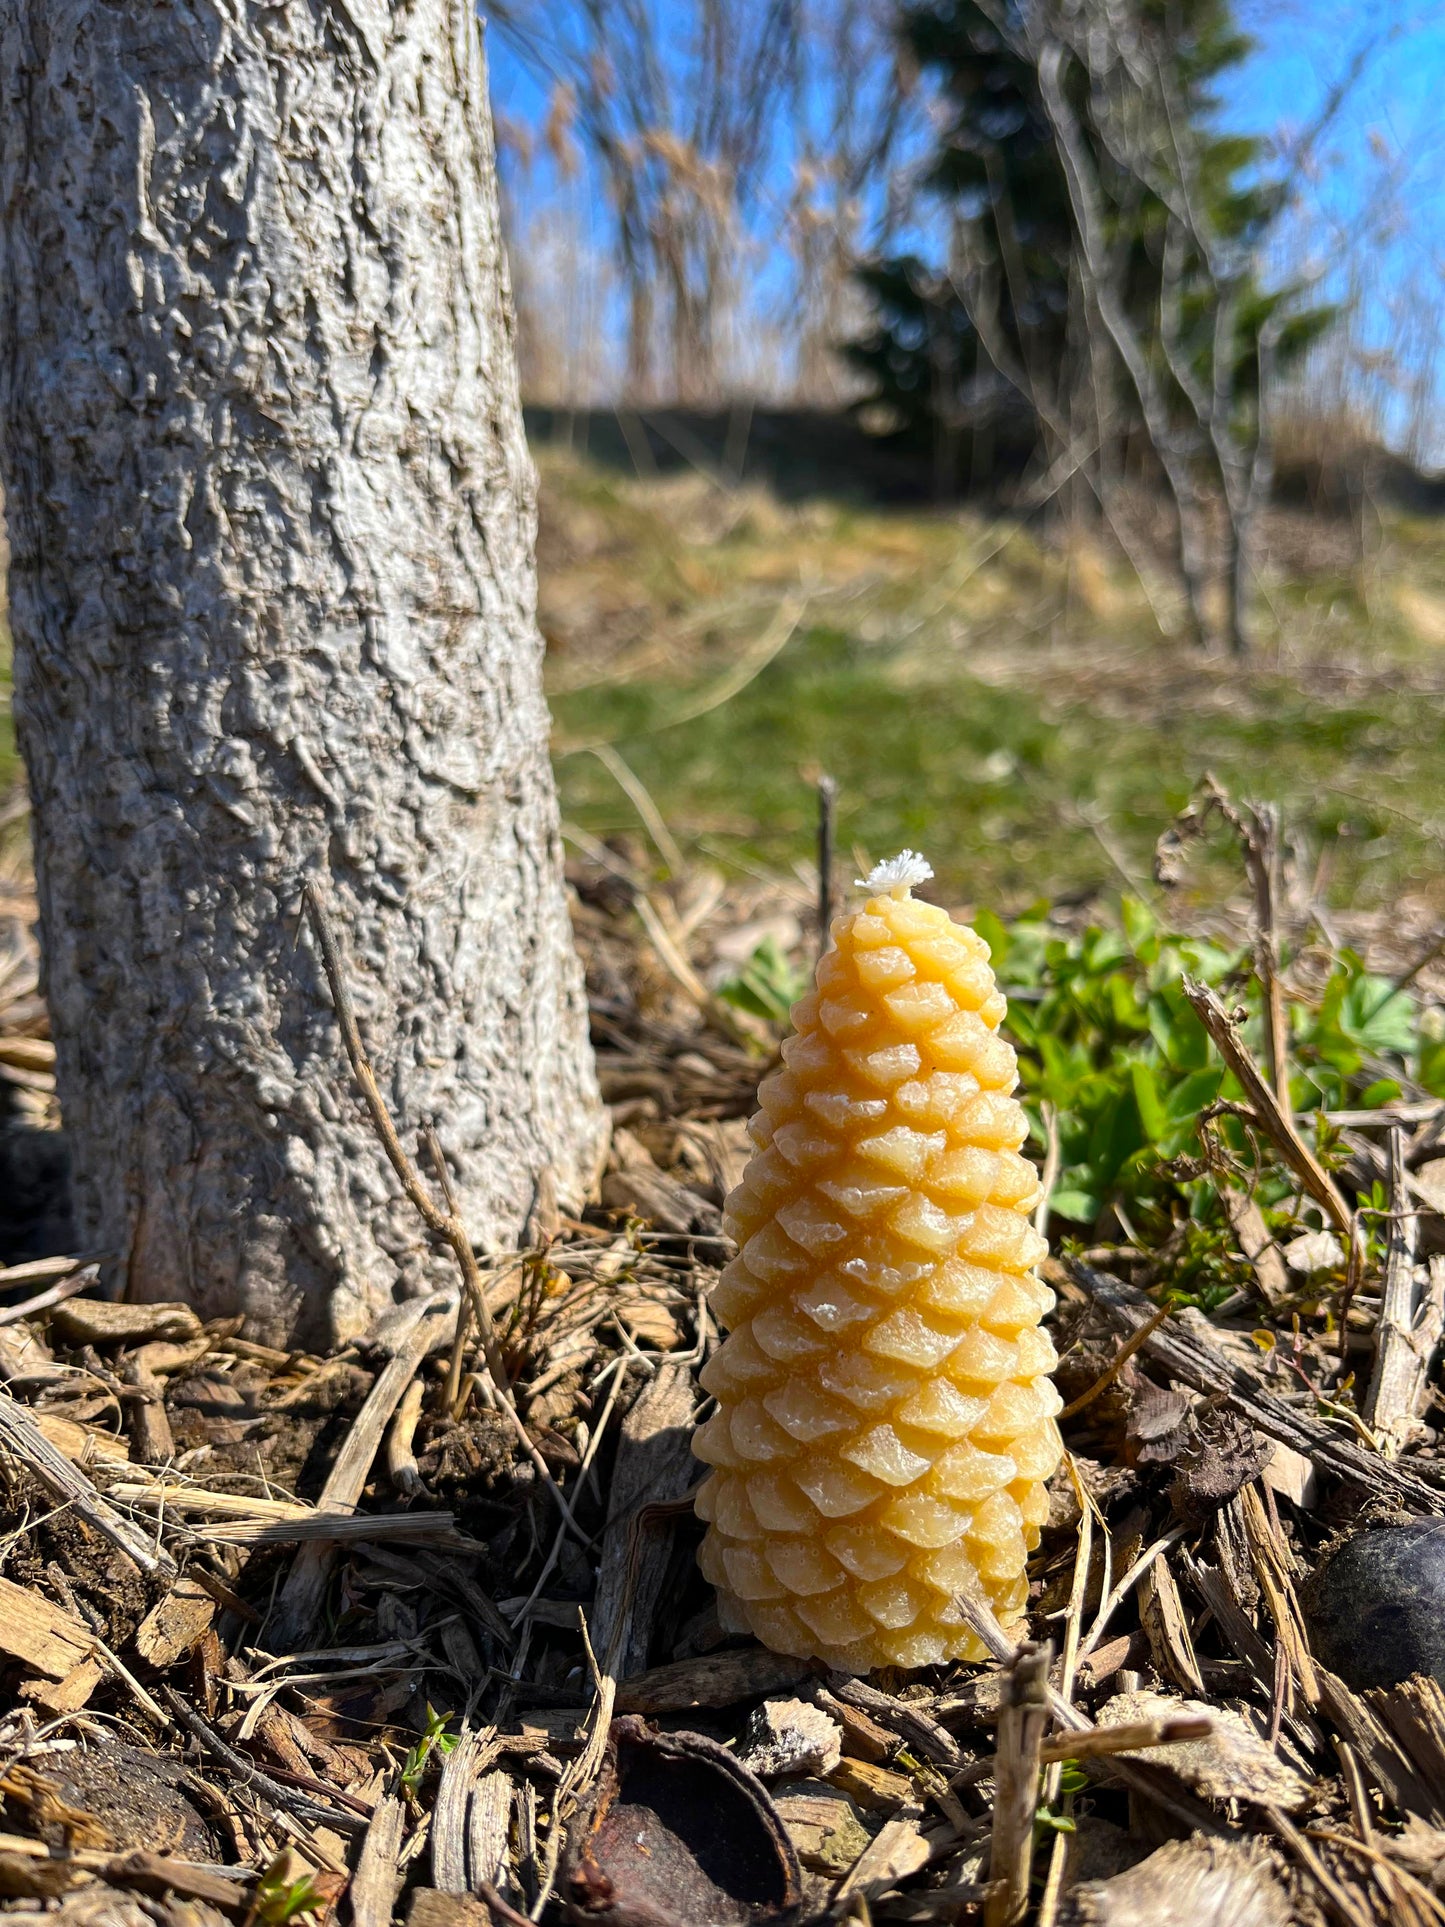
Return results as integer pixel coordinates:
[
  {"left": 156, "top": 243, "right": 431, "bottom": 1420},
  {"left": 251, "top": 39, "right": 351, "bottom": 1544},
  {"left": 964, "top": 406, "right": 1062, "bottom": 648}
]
[{"left": 851, "top": 0, "right": 1333, "bottom": 649}]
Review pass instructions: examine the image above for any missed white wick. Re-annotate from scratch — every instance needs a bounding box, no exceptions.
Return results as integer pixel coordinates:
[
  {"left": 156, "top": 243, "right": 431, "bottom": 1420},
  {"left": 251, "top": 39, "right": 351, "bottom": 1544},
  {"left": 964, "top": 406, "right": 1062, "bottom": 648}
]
[{"left": 856, "top": 850, "right": 934, "bottom": 897}]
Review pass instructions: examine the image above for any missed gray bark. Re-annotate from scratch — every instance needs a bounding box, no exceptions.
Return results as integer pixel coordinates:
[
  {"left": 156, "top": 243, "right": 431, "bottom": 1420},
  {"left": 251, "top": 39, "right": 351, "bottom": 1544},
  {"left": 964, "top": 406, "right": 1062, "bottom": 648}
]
[{"left": 0, "top": 0, "right": 605, "bottom": 1344}]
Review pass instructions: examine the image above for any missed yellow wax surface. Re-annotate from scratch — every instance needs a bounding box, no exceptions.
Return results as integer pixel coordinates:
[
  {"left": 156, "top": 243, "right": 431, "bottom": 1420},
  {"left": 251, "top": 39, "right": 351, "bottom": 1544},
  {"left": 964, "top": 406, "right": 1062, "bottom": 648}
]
[{"left": 693, "top": 882, "right": 1062, "bottom": 1670}]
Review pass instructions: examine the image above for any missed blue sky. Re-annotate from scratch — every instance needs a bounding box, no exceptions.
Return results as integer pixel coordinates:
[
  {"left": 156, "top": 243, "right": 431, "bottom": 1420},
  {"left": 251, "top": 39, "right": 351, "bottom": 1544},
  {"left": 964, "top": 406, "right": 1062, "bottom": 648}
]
[{"left": 1225, "top": 1, "right": 1445, "bottom": 435}]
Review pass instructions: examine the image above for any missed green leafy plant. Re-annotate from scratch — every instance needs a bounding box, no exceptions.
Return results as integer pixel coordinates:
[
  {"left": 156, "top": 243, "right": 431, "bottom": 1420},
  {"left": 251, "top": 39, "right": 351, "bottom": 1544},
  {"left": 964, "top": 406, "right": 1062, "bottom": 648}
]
[
  {"left": 248, "top": 1868, "right": 324, "bottom": 1927},
  {"left": 399, "top": 1703, "right": 459, "bottom": 1796},
  {"left": 717, "top": 934, "right": 811, "bottom": 1025},
  {"left": 1034, "top": 1759, "right": 1090, "bottom": 1838},
  {"left": 978, "top": 896, "right": 1424, "bottom": 1299}
]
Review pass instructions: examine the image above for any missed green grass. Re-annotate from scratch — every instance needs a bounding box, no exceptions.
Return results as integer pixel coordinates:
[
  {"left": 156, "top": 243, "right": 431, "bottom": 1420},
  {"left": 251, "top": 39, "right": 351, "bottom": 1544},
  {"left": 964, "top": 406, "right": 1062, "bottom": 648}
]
[
  {"left": 555, "top": 618, "right": 1445, "bottom": 911},
  {"left": 543, "top": 450, "right": 1445, "bottom": 919}
]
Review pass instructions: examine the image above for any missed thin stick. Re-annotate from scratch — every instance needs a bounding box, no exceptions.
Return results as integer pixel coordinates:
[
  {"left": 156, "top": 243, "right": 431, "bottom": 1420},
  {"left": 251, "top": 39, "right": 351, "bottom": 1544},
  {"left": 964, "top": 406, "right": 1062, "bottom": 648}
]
[
  {"left": 1335, "top": 1739, "right": 1373, "bottom": 1843},
  {"left": 816, "top": 773, "right": 837, "bottom": 957},
  {"left": 88, "top": 1627, "right": 170, "bottom": 1724},
  {"left": 1364, "top": 1128, "right": 1442, "bottom": 1457},
  {"left": 1078, "top": 1525, "right": 1189, "bottom": 1659},
  {"left": 1200, "top": 787, "right": 1292, "bottom": 1117},
  {"left": 1264, "top": 1806, "right": 1375, "bottom": 1927},
  {"left": 1037, "top": 1717, "right": 1210, "bottom": 1763},
  {"left": 632, "top": 893, "right": 757, "bottom": 1048},
  {"left": 1035, "top": 1453, "right": 1095, "bottom": 1927},
  {"left": 509, "top": 1356, "right": 631, "bottom": 1628},
  {"left": 302, "top": 884, "right": 508, "bottom": 1395},
  {"left": 558, "top": 592, "right": 806, "bottom": 756},
  {"left": 587, "top": 744, "right": 685, "bottom": 877},
  {"left": 493, "top": 1391, "right": 591, "bottom": 1547},
  {"left": 1057, "top": 1302, "right": 1171, "bottom": 1420},
  {"left": 1307, "top": 1829, "right": 1445, "bottom": 1927},
  {"left": 1035, "top": 1829, "right": 1071, "bottom": 1927},
  {"left": 984, "top": 1641, "right": 1051, "bottom": 1927},
  {"left": 1379, "top": 926, "right": 1445, "bottom": 1009},
  {"left": 386, "top": 1376, "right": 426, "bottom": 1501},
  {"left": 0, "top": 1265, "right": 102, "bottom": 1326},
  {"left": 478, "top": 1885, "right": 534, "bottom": 1927},
  {"left": 1041, "top": 1454, "right": 1093, "bottom": 1802},
  {"left": 1033, "top": 1101, "right": 1060, "bottom": 1241},
  {"left": 429, "top": 1126, "right": 476, "bottom": 1412},
  {"left": 267, "top": 1292, "right": 453, "bottom": 1649},
  {"left": 1183, "top": 976, "right": 1355, "bottom": 1239},
  {"left": 1072, "top": 1258, "right": 1445, "bottom": 1511},
  {"left": 951, "top": 1588, "right": 1220, "bottom": 1837},
  {"left": 0, "top": 1388, "right": 176, "bottom": 1577},
  {"left": 160, "top": 1685, "right": 367, "bottom": 1836}
]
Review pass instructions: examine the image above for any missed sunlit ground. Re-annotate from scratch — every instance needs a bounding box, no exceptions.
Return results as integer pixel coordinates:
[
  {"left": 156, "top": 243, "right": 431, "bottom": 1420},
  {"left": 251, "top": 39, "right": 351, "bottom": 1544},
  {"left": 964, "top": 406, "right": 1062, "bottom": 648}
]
[{"left": 541, "top": 447, "right": 1445, "bottom": 929}]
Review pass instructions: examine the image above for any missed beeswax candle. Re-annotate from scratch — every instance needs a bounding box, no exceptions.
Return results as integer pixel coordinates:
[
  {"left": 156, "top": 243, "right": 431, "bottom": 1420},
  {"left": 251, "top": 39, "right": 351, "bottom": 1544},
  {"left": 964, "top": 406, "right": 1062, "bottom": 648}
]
[{"left": 694, "top": 853, "right": 1061, "bottom": 1670}]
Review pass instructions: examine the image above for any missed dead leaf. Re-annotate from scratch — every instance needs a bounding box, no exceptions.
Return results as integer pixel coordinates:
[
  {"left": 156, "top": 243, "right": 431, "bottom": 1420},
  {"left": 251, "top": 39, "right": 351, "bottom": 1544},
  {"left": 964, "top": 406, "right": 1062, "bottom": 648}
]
[
  {"left": 1282, "top": 1230, "right": 1344, "bottom": 1275},
  {"left": 1126, "top": 1380, "right": 1192, "bottom": 1462},
  {"left": 1068, "top": 1834, "right": 1291, "bottom": 1926},
  {"left": 614, "top": 1295, "right": 682, "bottom": 1351},
  {"left": 1170, "top": 1405, "right": 1273, "bottom": 1523},
  {"left": 563, "top": 1716, "right": 801, "bottom": 1925}
]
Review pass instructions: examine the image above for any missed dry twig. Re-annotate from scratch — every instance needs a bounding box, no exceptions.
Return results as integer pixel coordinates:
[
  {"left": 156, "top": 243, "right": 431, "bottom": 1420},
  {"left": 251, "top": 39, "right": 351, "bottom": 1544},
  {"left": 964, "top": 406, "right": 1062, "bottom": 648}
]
[
  {"left": 1069, "top": 1261, "right": 1445, "bottom": 1510},
  {"left": 985, "top": 1641, "right": 1051, "bottom": 1927},
  {"left": 0, "top": 1388, "right": 176, "bottom": 1577},
  {"left": 1182, "top": 976, "right": 1355, "bottom": 1239},
  {"left": 267, "top": 1290, "right": 455, "bottom": 1650},
  {"left": 1364, "top": 1127, "right": 1445, "bottom": 1455}
]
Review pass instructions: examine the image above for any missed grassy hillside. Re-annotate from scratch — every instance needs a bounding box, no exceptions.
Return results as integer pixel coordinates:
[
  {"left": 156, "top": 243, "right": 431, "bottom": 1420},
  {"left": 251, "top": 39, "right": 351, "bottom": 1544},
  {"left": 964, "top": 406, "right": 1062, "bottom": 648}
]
[{"left": 540, "top": 446, "right": 1445, "bottom": 927}]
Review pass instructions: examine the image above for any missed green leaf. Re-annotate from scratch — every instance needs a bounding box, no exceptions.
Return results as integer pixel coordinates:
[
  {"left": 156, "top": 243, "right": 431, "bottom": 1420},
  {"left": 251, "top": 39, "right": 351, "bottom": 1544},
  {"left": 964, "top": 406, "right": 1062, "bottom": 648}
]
[
  {"left": 1356, "top": 1076, "right": 1402, "bottom": 1109},
  {"left": 1130, "top": 1059, "right": 1167, "bottom": 1145},
  {"left": 717, "top": 935, "right": 809, "bottom": 1024},
  {"left": 1421, "top": 1036, "right": 1445, "bottom": 1098},
  {"left": 253, "top": 1869, "right": 324, "bottom": 1927},
  {"left": 1120, "top": 894, "right": 1157, "bottom": 954},
  {"left": 972, "top": 906, "right": 1009, "bottom": 968},
  {"left": 1163, "top": 1065, "right": 1226, "bottom": 1123},
  {"left": 1048, "top": 1187, "right": 1099, "bottom": 1225}
]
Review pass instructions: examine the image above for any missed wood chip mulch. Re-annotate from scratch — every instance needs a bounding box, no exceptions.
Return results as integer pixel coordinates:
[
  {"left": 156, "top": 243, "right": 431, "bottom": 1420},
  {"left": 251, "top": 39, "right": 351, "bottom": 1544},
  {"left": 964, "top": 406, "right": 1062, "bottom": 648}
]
[{"left": 3, "top": 845, "right": 1445, "bottom": 1927}]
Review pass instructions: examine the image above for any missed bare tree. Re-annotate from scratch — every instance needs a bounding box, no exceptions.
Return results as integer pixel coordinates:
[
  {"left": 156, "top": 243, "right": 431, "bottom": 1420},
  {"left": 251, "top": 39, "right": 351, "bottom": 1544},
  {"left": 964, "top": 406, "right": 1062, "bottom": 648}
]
[
  {"left": 925, "top": 0, "right": 1375, "bottom": 654},
  {"left": 493, "top": 0, "right": 801, "bottom": 403},
  {"left": 1034, "top": 32, "right": 1220, "bottom": 644},
  {"left": 789, "top": 0, "right": 917, "bottom": 403},
  {"left": 0, "top": 0, "right": 606, "bottom": 1345},
  {"left": 1076, "top": 9, "right": 1378, "bottom": 651}
]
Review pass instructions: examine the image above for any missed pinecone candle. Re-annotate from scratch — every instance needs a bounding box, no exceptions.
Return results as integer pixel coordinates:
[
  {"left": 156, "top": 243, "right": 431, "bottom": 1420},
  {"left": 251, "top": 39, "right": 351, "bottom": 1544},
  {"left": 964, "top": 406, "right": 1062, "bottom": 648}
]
[{"left": 694, "top": 854, "right": 1061, "bottom": 1671}]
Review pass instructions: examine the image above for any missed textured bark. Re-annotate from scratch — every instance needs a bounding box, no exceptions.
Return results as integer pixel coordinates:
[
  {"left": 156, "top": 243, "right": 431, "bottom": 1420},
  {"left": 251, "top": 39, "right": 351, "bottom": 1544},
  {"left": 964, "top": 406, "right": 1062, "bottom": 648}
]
[{"left": 0, "top": 0, "right": 605, "bottom": 1343}]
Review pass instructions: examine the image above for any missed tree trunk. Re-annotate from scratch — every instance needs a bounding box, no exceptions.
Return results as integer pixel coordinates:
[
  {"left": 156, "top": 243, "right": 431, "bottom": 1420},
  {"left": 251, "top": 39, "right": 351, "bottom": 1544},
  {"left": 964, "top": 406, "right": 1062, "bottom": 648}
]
[{"left": 0, "top": 0, "right": 606, "bottom": 1345}]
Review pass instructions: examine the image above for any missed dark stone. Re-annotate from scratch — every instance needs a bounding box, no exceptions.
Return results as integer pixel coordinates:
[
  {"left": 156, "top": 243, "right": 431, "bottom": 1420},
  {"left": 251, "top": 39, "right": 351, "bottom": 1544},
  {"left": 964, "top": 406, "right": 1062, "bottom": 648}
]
[{"left": 1305, "top": 1520, "right": 1445, "bottom": 1690}]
